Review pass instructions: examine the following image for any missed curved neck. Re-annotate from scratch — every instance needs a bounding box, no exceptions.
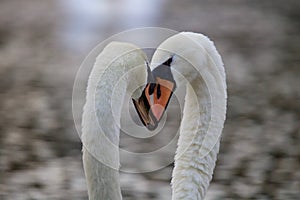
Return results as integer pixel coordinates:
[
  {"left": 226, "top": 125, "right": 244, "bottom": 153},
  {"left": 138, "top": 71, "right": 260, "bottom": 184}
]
[
  {"left": 167, "top": 33, "right": 226, "bottom": 200},
  {"left": 82, "top": 42, "right": 147, "bottom": 200},
  {"left": 82, "top": 69, "right": 126, "bottom": 200},
  {"left": 171, "top": 80, "right": 219, "bottom": 199}
]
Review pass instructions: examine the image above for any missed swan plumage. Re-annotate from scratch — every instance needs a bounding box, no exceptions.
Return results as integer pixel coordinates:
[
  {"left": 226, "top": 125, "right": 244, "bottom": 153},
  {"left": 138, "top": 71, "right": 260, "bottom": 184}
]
[
  {"left": 82, "top": 32, "right": 227, "bottom": 200},
  {"left": 150, "top": 32, "right": 226, "bottom": 199},
  {"left": 82, "top": 42, "right": 148, "bottom": 200}
]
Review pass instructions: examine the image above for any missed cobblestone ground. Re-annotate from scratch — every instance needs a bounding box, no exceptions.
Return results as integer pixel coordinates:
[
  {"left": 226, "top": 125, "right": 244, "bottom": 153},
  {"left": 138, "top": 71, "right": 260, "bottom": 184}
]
[{"left": 0, "top": 0, "right": 299, "bottom": 199}]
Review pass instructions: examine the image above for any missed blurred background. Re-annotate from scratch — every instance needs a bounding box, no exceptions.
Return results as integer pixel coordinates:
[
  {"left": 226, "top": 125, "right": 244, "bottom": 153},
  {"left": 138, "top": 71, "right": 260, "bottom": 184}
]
[{"left": 0, "top": 0, "right": 299, "bottom": 199}]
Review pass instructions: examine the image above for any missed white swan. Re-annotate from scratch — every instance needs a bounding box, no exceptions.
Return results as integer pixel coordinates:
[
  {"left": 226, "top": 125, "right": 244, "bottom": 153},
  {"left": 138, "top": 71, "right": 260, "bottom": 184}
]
[{"left": 82, "top": 32, "right": 227, "bottom": 200}]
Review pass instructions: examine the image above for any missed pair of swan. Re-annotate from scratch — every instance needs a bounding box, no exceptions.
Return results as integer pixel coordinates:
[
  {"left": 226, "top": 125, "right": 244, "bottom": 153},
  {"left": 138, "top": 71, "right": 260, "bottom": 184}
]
[{"left": 81, "top": 32, "right": 227, "bottom": 199}]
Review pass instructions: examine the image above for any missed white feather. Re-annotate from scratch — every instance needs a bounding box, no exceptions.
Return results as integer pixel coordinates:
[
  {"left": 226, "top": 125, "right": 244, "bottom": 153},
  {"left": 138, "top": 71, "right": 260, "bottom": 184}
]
[
  {"left": 82, "top": 41, "right": 147, "bottom": 200},
  {"left": 82, "top": 32, "right": 227, "bottom": 200}
]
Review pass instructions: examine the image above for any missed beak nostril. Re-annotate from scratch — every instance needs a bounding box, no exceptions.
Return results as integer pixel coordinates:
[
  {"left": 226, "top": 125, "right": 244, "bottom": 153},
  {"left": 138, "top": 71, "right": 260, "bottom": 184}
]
[
  {"left": 148, "top": 83, "right": 155, "bottom": 95},
  {"left": 156, "top": 84, "right": 161, "bottom": 99}
]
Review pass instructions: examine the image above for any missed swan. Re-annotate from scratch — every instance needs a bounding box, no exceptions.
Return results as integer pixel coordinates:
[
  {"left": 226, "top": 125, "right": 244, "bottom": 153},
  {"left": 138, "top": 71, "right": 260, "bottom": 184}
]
[{"left": 82, "top": 32, "right": 227, "bottom": 200}]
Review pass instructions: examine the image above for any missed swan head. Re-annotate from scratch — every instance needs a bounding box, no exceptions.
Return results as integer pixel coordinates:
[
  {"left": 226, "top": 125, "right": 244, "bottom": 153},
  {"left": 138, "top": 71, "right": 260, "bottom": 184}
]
[{"left": 132, "top": 57, "right": 176, "bottom": 130}]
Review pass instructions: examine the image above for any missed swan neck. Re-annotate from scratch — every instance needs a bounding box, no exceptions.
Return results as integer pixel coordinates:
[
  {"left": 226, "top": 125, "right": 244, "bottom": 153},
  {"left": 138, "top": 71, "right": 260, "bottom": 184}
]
[
  {"left": 82, "top": 42, "right": 147, "bottom": 200},
  {"left": 82, "top": 75, "right": 126, "bottom": 200},
  {"left": 171, "top": 80, "right": 217, "bottom": 199}
]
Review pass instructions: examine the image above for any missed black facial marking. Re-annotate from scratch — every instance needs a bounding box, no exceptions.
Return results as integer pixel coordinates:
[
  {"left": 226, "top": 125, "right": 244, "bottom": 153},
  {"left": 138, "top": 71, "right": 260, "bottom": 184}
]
[
  {"left": 152, "top": 57, "right": 176, "bottom": 90},
  {"left": 163, "top": 56, "right": 173, "bottom": 66},
  {"left": 148, "top": 83, "right": 156, "bottom": 95},
  {"left": 157, "top": 84, "right": 161, "bottom": 99}
]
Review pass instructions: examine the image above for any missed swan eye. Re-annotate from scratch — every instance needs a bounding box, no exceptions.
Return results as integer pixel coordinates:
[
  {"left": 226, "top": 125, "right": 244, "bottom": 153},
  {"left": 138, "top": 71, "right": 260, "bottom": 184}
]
[{"left": 163, "top": 56, "right": 173, "bottom": 66}]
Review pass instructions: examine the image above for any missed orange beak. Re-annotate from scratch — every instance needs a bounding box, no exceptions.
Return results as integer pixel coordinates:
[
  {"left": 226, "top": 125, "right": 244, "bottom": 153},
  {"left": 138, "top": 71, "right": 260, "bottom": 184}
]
[
  {"left": 132, "top": 78, "right": 175, "bottom": 130},
  {"left": 151, "top": 77, "right": 175, "bottom": 122},
  {"left": 132, "top": 84, "right": 157, "bottom": 130}
]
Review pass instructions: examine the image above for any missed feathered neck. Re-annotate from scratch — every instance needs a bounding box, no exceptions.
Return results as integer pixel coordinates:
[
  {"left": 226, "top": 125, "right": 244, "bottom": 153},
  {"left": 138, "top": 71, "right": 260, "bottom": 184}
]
[
  {"left": 82, "top": 42, "right": 147, "bottom": 200},
  {"left": 151, "top": 32, "right": 227, "bottom": 199}
]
